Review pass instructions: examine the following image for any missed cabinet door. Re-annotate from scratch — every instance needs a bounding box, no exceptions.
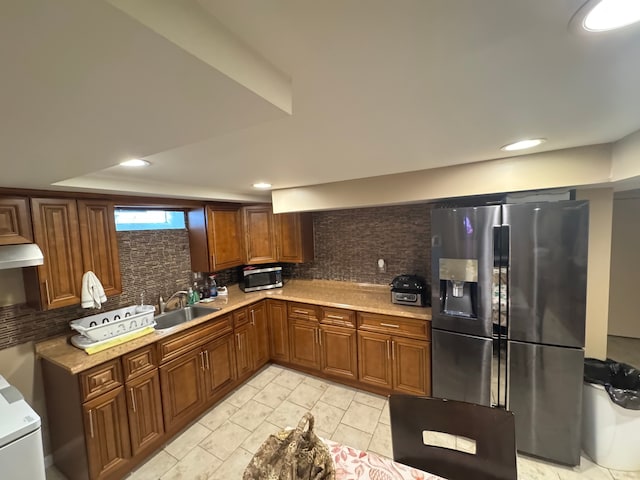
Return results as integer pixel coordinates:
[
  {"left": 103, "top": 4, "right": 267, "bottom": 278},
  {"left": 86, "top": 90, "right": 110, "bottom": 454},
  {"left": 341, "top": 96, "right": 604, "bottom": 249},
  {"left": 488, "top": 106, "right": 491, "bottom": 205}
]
[
  {"left": 126, "top": 369, "right": 164, "bottom": 456},
  {"left": 275, "top": 212, "right": 314, "bottom": 263},
  {"left": 357, "top": 331, "right": 393, "bottom": 389},
  {"left": 250, "top": 301, "right": 270, "bottom": 369},
  {"left": 0, "top": 197, "right": 32, "bottom": 245},
  {"left": 77, "top": 200, "right": 122, "bottom": 297},
  {"left": 267, "top": 300, "right": 290, "bottom": 362},
  {"left": 203, "top": 333, "right": 237, "bottom": 398},
  {"left": 392, "top": 337, "right": 431, "bottom": 395},
  {"left": 207, "top": 206, "right": 244, "bottom": 271},
  {"left": 30, "top": 198, "right": 83, "bottom": 309},
  {"left": 289, "top": 318, "right": 321, "bottom": 370},
  {"left": 159, "top": 349, "right": 206, "bottom": 432},
  {"left": 83, "top": 386, "right": 131, "bottom": 480},
  {"left": 243, "top": 205, "right": 277, "bottom": 264},
  {"left": 320, "top": 325, "right": 358, "bottom": 381},
  {"left": 235, "top": 324, "right": 253, "bottom": 378}
]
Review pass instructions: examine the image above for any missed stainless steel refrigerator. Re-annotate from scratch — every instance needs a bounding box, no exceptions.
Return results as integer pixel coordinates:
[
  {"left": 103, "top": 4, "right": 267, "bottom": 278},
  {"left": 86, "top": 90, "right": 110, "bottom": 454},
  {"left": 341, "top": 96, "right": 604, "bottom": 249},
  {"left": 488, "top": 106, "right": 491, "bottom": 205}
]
[{"left": 430, "top": 201, "right": 589, "bottom": 466}]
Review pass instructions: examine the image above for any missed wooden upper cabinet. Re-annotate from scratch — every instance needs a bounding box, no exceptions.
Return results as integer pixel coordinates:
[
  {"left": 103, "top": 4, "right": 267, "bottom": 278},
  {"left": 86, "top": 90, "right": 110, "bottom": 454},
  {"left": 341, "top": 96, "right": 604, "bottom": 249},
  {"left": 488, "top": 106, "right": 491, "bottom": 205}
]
[
  {"left": 275, "top": 212, "right": 314, "bottom": 263},
  {"left": 243, "top": 205, "right": 277, "bottom": 264},
  {"left": 77, "top": 200, "right": 122, "bottom": 296},
  {"left": 29, "top": 198, "right": 84, "bottom": 309},
  {"left": 188, "top": 205, "right": 244, "bottom": 272},
  {"left": 0, "top": 197, "right": 33, "bottom": 245}
]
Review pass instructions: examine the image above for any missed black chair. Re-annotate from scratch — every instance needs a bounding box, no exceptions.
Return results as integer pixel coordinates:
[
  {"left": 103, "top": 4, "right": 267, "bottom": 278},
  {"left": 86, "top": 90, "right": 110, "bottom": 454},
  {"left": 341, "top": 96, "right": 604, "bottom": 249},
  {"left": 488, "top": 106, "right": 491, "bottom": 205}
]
[{"left": 389, "top": 395, "right": 517, "bottom": 480}]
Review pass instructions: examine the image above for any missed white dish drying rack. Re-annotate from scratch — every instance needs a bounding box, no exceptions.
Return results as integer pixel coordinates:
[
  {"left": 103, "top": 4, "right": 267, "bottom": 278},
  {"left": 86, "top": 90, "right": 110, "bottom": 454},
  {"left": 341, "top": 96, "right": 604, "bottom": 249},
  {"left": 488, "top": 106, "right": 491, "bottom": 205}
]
[{"left": 70, "top": 305, "right": 156, "bottom": 342}]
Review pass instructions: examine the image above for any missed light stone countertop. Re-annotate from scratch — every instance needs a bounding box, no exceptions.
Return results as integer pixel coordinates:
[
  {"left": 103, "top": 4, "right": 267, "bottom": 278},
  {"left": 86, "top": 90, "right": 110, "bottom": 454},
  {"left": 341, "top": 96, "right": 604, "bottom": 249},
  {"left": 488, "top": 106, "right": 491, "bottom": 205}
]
[{"left": 35, "top": 279, "right": 431, "bottom": 374}]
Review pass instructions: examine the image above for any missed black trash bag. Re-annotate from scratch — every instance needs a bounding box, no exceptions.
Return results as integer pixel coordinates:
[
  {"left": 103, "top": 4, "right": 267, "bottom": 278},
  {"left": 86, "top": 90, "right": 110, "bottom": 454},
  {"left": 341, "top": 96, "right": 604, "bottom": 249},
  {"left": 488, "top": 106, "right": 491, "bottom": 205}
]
[{"left": 584, "top": 358, "right": 640, "bottom": 410}]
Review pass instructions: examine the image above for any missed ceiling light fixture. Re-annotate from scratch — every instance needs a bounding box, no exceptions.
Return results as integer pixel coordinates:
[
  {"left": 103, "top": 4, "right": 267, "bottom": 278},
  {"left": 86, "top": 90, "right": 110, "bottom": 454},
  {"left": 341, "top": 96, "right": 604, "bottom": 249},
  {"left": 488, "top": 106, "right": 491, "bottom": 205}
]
[
  {"left": 120, "top": 158, "right": 150, "bottom": 167},
  {"left": 570, "top": 0, "right": 640, "bottom": 32},
  {"left": 253, "top": 182, "right": 272, "bottom": 189},
  {"left": 500, "top": 138, "right": 546, "bottom": 152}
]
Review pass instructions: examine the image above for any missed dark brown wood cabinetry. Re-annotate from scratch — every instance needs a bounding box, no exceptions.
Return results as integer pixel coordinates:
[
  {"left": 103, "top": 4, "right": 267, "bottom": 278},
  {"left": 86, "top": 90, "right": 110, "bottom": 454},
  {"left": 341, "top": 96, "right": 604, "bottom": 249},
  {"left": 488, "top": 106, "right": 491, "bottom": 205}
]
[
  {"left": 188, "top": 205, "right": 244, "bottom": 272},
  {"left": 0, "top": 196, "right": 32, "bottom": 244},
  {"left": 243, "top": 205, "right": 277, "bottom": 264},
  {"left": 288, "top": 302, "right": 322, "bottom": 370},
  {"left": 267, "top": 299, "right": 289, "bottom": 362},
  {"left": 357, "top": 312, "right": 431, "bottom": 396},
  {"left": 275, "top": 212, "right": 314, "bottom": 263},
  {"left": 27, "top": 198, "right": 121, "bottom": 310},
  {"left": 234, "top": 301, "right": 270, "bottom": 376}
]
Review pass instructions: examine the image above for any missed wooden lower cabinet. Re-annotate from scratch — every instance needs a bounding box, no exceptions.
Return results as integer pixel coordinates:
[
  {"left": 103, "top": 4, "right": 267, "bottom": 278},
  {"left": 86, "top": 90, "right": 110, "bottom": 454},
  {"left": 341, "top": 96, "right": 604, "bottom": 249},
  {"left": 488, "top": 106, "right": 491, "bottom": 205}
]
[
  {"left": 235, "top": 323, "right": 253, "bottom": 377},
  {"left": 203, "top": 333, "right": 237, "bottom": 396},
  {"left": 289, "top": 318, "right": 321, "bottom": 370},
  {"left": 83, "top": 386, "right": 131, "bottom": 480},
  {"left": 249, "top": 301, "right": 270, "bottom": 369},
  {"left": 126, "top": 370, "right": 164, "bottom": 456},
  {"left": 357, "top": 331, "right": 431, "bottom": 395},
  {"left": 320, "top": 325, "right": 358, "bottom": 380},
  {"left": 267, "top": 299, "right": 290, "bottom": 362}
]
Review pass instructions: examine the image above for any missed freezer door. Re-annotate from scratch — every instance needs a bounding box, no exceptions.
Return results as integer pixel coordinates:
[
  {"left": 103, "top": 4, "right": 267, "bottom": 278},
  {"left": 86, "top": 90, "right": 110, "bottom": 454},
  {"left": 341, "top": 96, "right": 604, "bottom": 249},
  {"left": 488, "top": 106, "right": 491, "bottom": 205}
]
[
  {"left": 431, "top": 206, "right": 501, "bottom": 338},
  {"left": 503, "top": 201, "right": 588, "bottom": 348},
  {"left": 508, "top": 340, "right": 584, "bottom": 466},
  {"left": 432, "top": 329, "right": 493, "bottom": 406}
]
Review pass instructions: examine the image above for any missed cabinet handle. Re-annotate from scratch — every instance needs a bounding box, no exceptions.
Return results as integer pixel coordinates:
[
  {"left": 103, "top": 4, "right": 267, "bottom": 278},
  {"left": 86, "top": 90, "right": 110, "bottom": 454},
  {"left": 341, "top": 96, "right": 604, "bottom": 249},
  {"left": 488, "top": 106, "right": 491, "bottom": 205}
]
[
  {"left": 44, "top": 280, "right": 51, "bottom": 306},
  {"left": 251, "top": 310, "right": 255, "bottom": 326},
  {"left": 88, "top": 409, "right": 95, "bottom": 438},
  {"left": 205, "top": 350, "right": 210, "bottom": 370},
  {"left": 326, "top": 314, "right": 344, "bottom": 320},
  {"left": 293, "top": 309, "right": 308, "bottom": 315},
  {"left": 392, "top": 341, "right": 396, "bottom": 360},
  {"left": 386, "top": 340, "right": 391, "bottom": 359},
  {"left": 130, "top": 388, "right": 137, "bottom": 413},
  {"left": 210, "top": 253, "right": 215, "bottom": 268},
  {"left": 237, "top": 333, "right": 242, "bottom": 351},
  {"left": 200, "top": 352, "right": 205, "bottom": 370},
  {"left": 318, "top": 329, "right": 322, "bottom": 346},
  {"left": 380, "top": 323, "right": 400, "bottom": 329}
]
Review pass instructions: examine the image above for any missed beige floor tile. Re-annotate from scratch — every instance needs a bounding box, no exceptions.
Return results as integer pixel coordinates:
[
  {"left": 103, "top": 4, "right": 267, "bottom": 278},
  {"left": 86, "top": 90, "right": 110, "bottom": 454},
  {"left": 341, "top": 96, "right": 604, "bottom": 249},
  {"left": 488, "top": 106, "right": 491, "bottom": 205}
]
[
  {"left": 197, "top": 400, "right": 238, "bottom": 431},
  {"left": 226, "top": 383, "right": 260, "bottom": 408},
  {"left": 331, "top": 424, "right": 373, "bottom": 452},
  {"left": 517, "top": 455, "right": 562, "bottom": 479},
  {"left": 379, "top": 402, "right": 390, "bottom": 425},
  {"left": 353, "top": 391, "right": 386, "bottom": 410},
  {"left": 309, "top": 400, "right": 345, "bottom": 435},
  {"left": 368, "top": 422, "right": 393, "bottom": 458},
  {"left": 241, "top": 420, "right": 281, "bottom": 454},
  {"left": 341, "top": 401, "right": 381, "bottom": 434},
  {"left": 247, "top": 366, "right": 280, "bottom": 390},
  {"left": 130, "top": 450, "right": 178, "bottom": 480},
  {"left": 200, "top": 420, "right": 252, "bottom": 461},
  {"left": 208, "top": 448, "right": 254, "bottom": 480},
  {"left": 287, "top": 382, "right": 325, "bottom": 409},
  {"left": 163, "top": 422, "right": 211, "bottom": 460},
  {"left": 273, "top": 369, "right": 306, "bottom": 390},
  {"left": 266, "top": 400, "right": 310, "bottom": 429},
  {"left": 230, "top": 399, "right": 274, "bottom": 431},
  {"left": 554, "top": 455, "right": 617, "bottom": 480},
  {"left": 253, "top": 382, "right": 293, "bottom": 408},
  {"left": 609, "top": 470, "right": 640, "bottom": 480},
  {"left": 319, "top": 384, "right": 356, "bottom": 410},
  {"left": 301, "top": 374, "right": 331, "bottom": 391},
  {"left": 161, "top": 446, "right": 221, "bottom": 480}
]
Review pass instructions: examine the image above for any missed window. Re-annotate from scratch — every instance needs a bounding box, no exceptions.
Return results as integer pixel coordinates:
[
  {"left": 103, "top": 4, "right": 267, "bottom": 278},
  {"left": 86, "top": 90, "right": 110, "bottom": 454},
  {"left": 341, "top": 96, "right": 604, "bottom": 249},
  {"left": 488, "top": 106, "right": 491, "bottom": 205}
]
[{"left": 114, "top": 209, "right": 186, "bottom": 231}]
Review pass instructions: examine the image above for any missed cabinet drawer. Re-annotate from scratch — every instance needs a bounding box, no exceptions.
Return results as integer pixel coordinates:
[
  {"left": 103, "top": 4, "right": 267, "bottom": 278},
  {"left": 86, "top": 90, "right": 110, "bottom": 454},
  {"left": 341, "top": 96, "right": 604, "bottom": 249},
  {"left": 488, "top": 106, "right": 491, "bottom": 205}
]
[
  {"left": 288, "top": 302, "right": 319, "bottom": 321},
  {"left": 357, "top": 312, "right": 430, "bottom": 340},
  {"left": 157, "top": 315, "right": 233, "bottom": 364},
  {"left": 320, "top": 307, "right": 356, "bottom": 328},
  {"left": 79, "top": 359, "right": 123, "bottom": 402},
  {"left": 233, "top": 308, "right": 249, "bottom": 328},
  {"left": 122, "top": 345, "right": 157, "bottom": 382}
]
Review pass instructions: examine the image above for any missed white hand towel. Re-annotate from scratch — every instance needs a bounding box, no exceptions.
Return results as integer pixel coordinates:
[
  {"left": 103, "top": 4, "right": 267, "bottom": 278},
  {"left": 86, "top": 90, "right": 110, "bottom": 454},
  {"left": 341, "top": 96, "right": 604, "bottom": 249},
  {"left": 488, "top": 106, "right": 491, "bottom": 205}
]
[{"left": 81, "top": 271, "right": 107, "bottom": 309}]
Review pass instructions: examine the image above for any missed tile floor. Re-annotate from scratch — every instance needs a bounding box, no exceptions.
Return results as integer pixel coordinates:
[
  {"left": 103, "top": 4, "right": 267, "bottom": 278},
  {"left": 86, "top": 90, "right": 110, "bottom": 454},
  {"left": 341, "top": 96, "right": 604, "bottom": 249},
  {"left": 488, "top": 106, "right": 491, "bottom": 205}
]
[{"left": 46, "top": 363, "right": 640, "bottom": 480}]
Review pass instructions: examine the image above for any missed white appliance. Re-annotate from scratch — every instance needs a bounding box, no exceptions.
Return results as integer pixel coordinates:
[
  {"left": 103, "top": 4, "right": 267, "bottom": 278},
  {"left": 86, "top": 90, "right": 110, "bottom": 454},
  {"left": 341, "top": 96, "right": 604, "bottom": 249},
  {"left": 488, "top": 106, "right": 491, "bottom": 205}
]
[{"left": 0, "top": 375, "right": 46, "bottom": 480}]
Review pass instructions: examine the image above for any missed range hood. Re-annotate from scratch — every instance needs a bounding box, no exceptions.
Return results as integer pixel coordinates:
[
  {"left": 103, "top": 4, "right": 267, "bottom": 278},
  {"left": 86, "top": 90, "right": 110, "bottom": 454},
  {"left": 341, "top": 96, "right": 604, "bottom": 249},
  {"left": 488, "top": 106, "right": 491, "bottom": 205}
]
[{"left": 0, "top": 244, "right": 44, "bottom": 269}]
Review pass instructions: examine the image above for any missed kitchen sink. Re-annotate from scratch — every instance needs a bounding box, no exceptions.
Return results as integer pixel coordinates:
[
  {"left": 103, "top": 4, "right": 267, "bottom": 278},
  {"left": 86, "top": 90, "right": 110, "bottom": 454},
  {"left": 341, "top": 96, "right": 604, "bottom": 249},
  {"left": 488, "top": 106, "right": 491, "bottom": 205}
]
[{"left": 154, "top": 306, "right": 220, "bottom": 330}]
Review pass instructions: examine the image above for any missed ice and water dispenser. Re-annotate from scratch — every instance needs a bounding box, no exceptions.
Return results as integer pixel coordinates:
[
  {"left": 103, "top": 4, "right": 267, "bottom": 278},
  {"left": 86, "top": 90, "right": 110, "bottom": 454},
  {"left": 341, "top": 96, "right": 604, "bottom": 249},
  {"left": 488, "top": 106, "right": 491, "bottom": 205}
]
[{"left": 438, "top": 258, "right": 479, "bottom": 318}]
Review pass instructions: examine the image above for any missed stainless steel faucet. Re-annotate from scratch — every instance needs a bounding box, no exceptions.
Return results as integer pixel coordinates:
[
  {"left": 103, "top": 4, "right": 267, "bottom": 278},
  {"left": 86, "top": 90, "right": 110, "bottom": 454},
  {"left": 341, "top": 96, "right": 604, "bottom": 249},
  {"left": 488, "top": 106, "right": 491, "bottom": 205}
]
[{"left": 165, "top": 290, "right": 189, "bottom": 311}]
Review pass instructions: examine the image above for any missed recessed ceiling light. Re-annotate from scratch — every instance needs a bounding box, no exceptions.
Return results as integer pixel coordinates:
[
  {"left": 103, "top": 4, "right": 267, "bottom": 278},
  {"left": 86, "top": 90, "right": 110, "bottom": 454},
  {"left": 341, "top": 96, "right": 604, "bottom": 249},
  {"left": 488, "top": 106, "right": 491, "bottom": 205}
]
[
  {"left": 501, "top": 138, "right": 546, "bottom": 152},
  {"left": 120, "top": 158, "right": 150, "bottom": 167},
  {"left": 252, "top": 182, "right": 272, "bottom": 189},
  {"left": 570, "top": 0, "right": 640, "bottom": 33}
]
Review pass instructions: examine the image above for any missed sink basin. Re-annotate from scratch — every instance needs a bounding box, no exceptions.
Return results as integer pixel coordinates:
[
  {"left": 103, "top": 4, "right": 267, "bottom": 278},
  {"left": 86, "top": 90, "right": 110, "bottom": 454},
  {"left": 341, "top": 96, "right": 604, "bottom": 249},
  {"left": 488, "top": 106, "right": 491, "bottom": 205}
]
[{"left": 154, "top": 306, "right": 220, "bottom": 330}]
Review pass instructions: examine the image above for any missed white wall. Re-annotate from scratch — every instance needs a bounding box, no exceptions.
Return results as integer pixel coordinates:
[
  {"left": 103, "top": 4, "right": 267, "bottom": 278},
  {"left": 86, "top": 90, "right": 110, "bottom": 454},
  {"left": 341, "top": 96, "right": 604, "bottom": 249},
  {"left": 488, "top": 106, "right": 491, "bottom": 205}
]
[{"left": 608, "top": 195, "right": 640, "bottom": 338}]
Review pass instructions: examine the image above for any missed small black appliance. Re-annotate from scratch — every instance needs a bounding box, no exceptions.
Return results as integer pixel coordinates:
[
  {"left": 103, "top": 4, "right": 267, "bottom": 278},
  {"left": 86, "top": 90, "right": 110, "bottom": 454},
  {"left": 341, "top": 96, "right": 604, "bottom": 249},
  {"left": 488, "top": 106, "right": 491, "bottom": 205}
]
[{"left": 390, "top": 274, "right": 429, "bottom": 307}]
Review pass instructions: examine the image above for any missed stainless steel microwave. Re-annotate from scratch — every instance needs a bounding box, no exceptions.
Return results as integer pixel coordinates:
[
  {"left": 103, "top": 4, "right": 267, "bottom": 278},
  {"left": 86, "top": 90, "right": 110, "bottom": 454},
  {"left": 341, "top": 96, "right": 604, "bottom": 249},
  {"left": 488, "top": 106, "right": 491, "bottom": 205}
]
[{"left": 240, "top": 266, "right": 283, "bottom": 292}]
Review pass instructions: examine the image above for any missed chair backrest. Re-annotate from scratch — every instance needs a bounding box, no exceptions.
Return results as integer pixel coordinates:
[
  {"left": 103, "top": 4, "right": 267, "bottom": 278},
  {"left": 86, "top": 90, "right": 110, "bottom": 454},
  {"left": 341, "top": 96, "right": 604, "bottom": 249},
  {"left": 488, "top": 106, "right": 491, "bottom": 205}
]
[{"left": 389, "top": 395, "right": 517, "bottom": 480}]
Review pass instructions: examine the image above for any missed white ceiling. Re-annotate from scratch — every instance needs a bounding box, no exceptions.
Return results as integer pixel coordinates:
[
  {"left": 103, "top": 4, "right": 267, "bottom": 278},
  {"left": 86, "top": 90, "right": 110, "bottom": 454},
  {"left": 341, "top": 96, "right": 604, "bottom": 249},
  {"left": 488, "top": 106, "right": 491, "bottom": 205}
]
[{"left": 2, "top": 0, "right": 640, "bottom": 203}]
